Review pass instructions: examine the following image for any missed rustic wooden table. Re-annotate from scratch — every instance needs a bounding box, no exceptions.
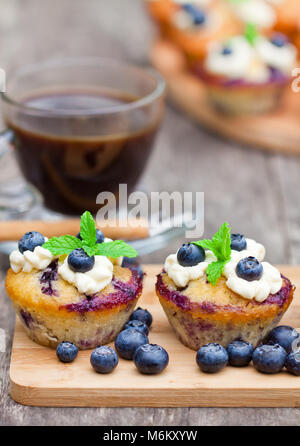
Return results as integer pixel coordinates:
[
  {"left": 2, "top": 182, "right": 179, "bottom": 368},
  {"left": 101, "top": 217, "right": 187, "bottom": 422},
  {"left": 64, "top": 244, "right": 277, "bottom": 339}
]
[{"left": 1, "top": 0, "right": 300, "bottom": 426}]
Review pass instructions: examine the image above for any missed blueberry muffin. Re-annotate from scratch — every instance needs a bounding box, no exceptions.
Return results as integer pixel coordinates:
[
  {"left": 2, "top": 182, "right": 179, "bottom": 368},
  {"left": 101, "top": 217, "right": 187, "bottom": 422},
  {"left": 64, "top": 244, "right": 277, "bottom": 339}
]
[
  {"left": 147, "top": 0, "right": 240, "bottom": 62},
  {"left": 156, "top": 223, "right": 294, "bottom": 350},
  {"left": 197, "top": 28, "right": 297, "bottom": 114},
  {"left": 5, "top": 212, "right": 143, "bottom": 349}
]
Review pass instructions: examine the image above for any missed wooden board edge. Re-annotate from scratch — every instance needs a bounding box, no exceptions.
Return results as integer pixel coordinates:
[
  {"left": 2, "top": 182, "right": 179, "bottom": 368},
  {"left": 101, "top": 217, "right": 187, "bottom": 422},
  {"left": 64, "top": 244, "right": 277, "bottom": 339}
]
[{"left": 9, "top": 381, "right": 300, "bottom": 407}]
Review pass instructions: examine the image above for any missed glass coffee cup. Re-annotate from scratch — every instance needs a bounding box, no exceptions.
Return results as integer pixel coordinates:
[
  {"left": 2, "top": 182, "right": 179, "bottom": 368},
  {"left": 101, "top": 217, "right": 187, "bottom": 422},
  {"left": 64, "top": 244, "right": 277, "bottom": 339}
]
[{"left": 0, "top": 57, "right": 165, "bottom": 216}]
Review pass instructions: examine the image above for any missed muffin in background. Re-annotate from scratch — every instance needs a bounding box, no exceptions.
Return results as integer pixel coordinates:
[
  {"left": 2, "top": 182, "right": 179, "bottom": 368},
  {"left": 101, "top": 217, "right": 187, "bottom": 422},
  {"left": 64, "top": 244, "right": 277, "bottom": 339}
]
[
  {"left": 147, "top": 0, "right": 241, "bottom": 62},
  {"left": 197, "top": 27, "right": 297, "bottom": 114}
]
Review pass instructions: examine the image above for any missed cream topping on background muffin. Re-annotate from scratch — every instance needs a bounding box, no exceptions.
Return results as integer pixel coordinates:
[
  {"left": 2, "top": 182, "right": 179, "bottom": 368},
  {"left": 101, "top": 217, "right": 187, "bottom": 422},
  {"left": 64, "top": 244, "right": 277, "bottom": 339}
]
[
  {"left": 230, "top": 0, "right": 276, "bottom": 29},
  {"left": 205, "top": 34, "right": 297, "bottom": 82},
  {"left": 58, "top": 255, "right": 114, "bottom": 295},
  {"left": 172, "top": 2, "right": 218, "bottom": 31},
  {"left": 9, "top": 242, "right": 54, "bottom": 273},
  {"left": 224, "top": 261, "right": 282, "bottom": 302},
  {"left": 256, "top": 36, "right": 297, "bottom": 73}
]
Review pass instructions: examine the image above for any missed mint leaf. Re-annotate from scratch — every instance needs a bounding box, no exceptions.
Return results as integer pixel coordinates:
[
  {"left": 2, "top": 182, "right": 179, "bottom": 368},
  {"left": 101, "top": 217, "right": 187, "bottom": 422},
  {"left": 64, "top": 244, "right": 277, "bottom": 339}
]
[
  {"left": 81, "top": 243, "right": 98, "bottom": 257},
  {"left": 212, "top": 222, "right": 231, "bottom": 261},
  {"left": 79, "top": 211, "right": 97, "bottom": 247},
  {"left": 95, "top": 240, "right": 137, "bottom": 258},
  {"left": 193, "top": 239, "right": 215, "bottom": 252},
  {"left": 191, "top": 222, "right": 232, "bottom": 285},
  {"left": 43, "top": 235, "right": 82, "bottom": 256},
  {"left": 206, "top": 260, "right": 228, "bottom": 286},
  {"left": 245, "top": 23, "right": 257, "bottom": 46}
]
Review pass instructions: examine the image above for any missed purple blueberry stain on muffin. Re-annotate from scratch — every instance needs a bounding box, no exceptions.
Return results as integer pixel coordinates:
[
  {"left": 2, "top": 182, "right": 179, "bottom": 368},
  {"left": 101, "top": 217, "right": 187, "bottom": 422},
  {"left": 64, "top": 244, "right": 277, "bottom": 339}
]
[{"left": 40, "top": 259, "right": 59, "bottom": 296}]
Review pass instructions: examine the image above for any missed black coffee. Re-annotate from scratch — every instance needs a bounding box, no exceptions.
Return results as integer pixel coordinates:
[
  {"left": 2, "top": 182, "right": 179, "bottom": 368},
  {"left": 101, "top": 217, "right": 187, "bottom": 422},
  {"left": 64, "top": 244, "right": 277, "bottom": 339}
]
[{"left": 8, "top": 91, "right": 160, "bottom": 214}]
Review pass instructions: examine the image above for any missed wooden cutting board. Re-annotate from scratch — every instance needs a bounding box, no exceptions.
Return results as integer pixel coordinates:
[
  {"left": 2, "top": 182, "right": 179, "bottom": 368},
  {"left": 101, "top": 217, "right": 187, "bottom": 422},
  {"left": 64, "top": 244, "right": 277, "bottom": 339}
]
[
  {"left": 150, "top": 40, "right": 300, "bottom": 155},
  {"left": 9, "top": 264, "right": 300, "bottom": 407}
]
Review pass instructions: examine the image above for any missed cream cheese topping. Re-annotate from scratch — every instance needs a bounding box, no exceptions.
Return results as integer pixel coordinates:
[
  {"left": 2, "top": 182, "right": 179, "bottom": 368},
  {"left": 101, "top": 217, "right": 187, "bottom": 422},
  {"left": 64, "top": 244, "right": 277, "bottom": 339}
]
[
  {"left": 224, "top": 238, "right": 265, "bottom": 276},
  {"left": 9, "top": 242, "right": 54, "bottom": 273},
  {"left": 164, "top": 238, "right": 281, "bottom": 301},
  {"left": 223, "top": 238, "right": 281, "bottom": 302},
  {"left": 205, "top": 36, "right": 259, "bottom": 80},
  {"left": 58, "top": 255, "right": 114, "bottom": 295},
  {"left": 224, "top": 261, "right": 282, "bottom": 302},
  {"left": 231, "top": 0, "right": 276, "bottom": 29},
  {"left": 205, "top": 35, "right": 296, "bottom": 82},
  {"left": 164, "top": 250, "right": 217, "bottom": 288},
  {"left": 255, "top": 36, "right": 297, "bottom": 74},
  {"left": 172, "top": 3, "right": 217, "bottom": 32}
]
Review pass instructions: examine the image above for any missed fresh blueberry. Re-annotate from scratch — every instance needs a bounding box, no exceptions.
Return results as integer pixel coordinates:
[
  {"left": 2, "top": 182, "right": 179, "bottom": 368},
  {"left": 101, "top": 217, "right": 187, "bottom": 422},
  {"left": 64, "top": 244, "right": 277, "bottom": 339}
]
[
  {"left": 18, "top": 231, "right": 45, "bottom": 254},
  {"left": 177, "top": 243, "right": 205, "bottom": 267},
  {"left": 196, "top": 343, "right": 228, "bottom": 373},
  {"left": 227, "top": 340, "right": 254, "bottom": 367},
  {"left": 221, "top": 46, "right": 232, "bottom": 56},
  {"left": 285, "top": 351, "right": 300, "bottom": 376},
  {"left": 67, "top": 248, "right": 95, "bottom": 273},
  {"left": 230, "top": 233, "right": 247, "bottom": 252},
  {"left": 56, "top": 341, "right": 78, "bottom": 363},
  {"left": 76, "top": 228, "right": 104, "bottom": 244},
  {"left": 271, "top": 33, "right": 288, "bottom": 47},
  {"left": 122, "top": 257, "right": 144, "bottom": 278},
  {"left": 266, "top": 326, "right": 300, "bottom": 353},
  {"left": 236, "top": 256, "right": 263, "bottom": 282},
  {"left": 125, "top": 320, "right": 149, "bottom": 336},
  {"left": 115, "top": 328, "right": 149, "bottom": 360},
  {"left": 252, "top": 344, "right": 287, "bottom": 374},
  {"left": 90, "top": 346, "right": 119, "bottom": 374},
  {"left": 134, "top": 344, "right": 169, "bottom": 375},
  {"left": 130, "top": 307, "right": 153, "bottom": 328},
  {"left": 183, "top": 4, "right": 206, "bottom": 25}
]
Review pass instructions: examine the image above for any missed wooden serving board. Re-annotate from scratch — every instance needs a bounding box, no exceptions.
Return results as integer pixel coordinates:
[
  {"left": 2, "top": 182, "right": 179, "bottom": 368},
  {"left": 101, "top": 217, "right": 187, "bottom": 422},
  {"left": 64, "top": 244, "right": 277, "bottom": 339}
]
[
  {"left": 150, "top": 40, "right": 300, "bottom": 155},
  {"left": 9, "top": 265, "right": 300, "bottom": 408}
]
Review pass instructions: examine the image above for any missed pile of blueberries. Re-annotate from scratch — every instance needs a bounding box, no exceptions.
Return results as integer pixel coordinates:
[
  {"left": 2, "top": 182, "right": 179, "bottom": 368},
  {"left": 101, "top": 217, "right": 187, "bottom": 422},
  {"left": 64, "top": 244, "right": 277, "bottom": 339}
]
[
  {"left": 196, "top": 325, "right": 300, "bottom": 375},
  {"left": 56, "top": 307, "right": 169, "bottom": 375}
]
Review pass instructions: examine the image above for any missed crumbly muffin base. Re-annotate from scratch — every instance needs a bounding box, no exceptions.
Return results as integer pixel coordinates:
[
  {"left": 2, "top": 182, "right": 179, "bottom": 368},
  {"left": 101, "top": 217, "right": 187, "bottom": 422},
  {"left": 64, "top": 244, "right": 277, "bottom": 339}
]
[
  {"left": 156, "top": 272, "right": 294, "bottom": 350},
  {"left": 6, "top": 264, "right": 143, "bottom": 349},
  {"left": 13, "top": 298, "right": 139, "bottom": 349}
]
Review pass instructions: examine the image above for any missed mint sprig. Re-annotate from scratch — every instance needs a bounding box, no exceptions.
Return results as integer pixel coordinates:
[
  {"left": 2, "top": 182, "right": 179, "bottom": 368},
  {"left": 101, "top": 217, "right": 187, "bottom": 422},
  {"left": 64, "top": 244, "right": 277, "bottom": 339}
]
[
  {"left": 42, "top": 211, "right": 138, "bottom": 259},
  {"left": 245, "top": 23, "right": 258, "bottom": 46},
  {"left": 192, "top": 222, "right": 232, "bottom": 285}
]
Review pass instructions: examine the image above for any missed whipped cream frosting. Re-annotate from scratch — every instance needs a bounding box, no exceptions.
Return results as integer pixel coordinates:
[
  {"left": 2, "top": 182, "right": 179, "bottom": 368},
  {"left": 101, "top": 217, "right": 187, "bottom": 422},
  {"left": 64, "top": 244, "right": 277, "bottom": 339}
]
[
  {"left": 164, "top": 238, "right": 281, "bottom": 302},
  {"left": 58, "top": 255, "right": 114, "bottom": 295},
  {"left": 231, "top": 0, "right": 276, "bottom": 29},
  {"left": 205, "top": 36, "right": 269, "bottom": 82},
  {"left": 224, "top": 238, "right": 265, "bottom": 275},
  {"left": 172, "top": 3, "right": 217, "bottom": 32},
  {"left": 9, "top": 242, "right": 54, "bottom": 273},
  {"left": 205, "top": 35, "right": 296, "bottom": 82},
  {"left": 256, "top": 36, "right": 297, "bottom": 74},
  {"left": 9, "top": 236, "right": 121, "bottom": 293},
  {"left": 224, "top": 261, "right": 282, "bottom": 302},
  {"left": 164, "top": 250, "right": 217, "bottom": 288}
]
